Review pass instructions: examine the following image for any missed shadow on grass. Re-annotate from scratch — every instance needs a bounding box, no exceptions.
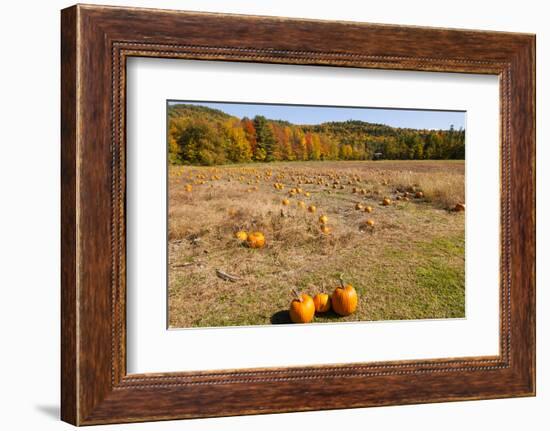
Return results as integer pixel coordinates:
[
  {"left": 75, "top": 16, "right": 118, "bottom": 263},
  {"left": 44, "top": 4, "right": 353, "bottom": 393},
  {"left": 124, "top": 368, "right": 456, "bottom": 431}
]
[
  {"left": 270, "top": 310, "right": 291, "bottom": 324},
  {"left": 314, "top": 309, "right": 346, "bottom": 322},
  {"left": 270, "top": 309, "right": 346, "bottom": 324}
]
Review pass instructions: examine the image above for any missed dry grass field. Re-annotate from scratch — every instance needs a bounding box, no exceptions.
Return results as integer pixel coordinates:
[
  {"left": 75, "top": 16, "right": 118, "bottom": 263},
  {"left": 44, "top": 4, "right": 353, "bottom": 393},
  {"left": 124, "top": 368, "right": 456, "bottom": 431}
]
[{"left": 168, "top": 160, "right": 465, "bottom": 328}]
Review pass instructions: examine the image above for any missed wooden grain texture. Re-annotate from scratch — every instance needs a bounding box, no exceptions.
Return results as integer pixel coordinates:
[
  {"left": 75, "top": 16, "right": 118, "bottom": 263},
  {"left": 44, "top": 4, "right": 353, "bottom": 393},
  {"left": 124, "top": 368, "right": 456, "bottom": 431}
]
[
  {"left": 60, "top": 4, "right": 536, "bottom": 425},
  {"left": 60, "top": 5, "right": 78, "bottom": 425}
]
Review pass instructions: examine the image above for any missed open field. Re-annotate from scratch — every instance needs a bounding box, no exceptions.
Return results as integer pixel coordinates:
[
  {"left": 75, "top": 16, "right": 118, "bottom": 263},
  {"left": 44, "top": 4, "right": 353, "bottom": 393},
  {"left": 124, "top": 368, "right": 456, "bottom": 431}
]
[{"left": 168, "top": 160, "right": 465, "bottom": 328}]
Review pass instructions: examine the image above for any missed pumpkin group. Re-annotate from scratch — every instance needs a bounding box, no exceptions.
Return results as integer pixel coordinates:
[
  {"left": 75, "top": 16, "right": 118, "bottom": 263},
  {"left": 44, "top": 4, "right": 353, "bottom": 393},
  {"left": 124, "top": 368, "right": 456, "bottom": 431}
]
[
  {"left": 289, "top": 292, "right": 315, "bottom": 323},
  {"left": 332, "top": 274, "right": 358, "bottom": 316}
]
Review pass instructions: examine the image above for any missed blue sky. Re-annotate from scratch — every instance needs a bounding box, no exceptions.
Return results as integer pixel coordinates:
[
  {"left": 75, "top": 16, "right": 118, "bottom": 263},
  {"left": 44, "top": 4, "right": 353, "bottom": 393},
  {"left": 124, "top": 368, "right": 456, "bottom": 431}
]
[{"left": 168, "top": 101, "right": 465, "bottom": 130}]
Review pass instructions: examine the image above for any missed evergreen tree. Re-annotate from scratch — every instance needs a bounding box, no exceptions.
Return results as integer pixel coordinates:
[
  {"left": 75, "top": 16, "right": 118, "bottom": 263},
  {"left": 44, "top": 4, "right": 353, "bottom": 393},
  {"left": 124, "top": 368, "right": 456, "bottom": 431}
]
[{"left": 253, "top": 116, "right": 276, "bottom": 162}]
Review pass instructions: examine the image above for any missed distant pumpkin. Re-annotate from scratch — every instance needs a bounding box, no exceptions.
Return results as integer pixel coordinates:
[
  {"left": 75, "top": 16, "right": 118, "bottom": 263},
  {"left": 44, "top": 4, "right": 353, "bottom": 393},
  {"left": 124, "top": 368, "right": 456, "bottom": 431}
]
[
  {"left": 319, "top": 215, "right": 328, "bottom": 224},
  {"left": 320, "top": 225, "right": 331, "bottom": 235},
  {"left": 234, "top": 230, "right": 248, "bottom": 241},
  {"left": 308, "top": 205, "right": 317, "bottom": 213}
]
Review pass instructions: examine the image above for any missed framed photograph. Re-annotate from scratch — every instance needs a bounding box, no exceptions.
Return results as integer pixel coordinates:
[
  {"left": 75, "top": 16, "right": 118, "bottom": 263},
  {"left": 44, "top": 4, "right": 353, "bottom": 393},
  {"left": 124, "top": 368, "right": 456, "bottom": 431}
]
[{"left": 61, "top": 4, "right": 536, "bottom": 425}]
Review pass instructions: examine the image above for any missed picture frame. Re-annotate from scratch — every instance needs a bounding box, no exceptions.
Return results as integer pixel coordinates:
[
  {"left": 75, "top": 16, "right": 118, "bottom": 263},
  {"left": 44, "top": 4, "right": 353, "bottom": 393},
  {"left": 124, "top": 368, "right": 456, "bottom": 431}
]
[{"left": 61, "top": 4, "right": 535, "bottom": 425}]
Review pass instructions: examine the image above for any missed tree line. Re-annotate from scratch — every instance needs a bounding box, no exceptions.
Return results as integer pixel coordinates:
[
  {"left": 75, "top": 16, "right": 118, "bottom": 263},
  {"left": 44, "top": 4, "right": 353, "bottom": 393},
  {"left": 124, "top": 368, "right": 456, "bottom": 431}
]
[{"left": 168, "top": 104, "right": 465, "bottom": 166}]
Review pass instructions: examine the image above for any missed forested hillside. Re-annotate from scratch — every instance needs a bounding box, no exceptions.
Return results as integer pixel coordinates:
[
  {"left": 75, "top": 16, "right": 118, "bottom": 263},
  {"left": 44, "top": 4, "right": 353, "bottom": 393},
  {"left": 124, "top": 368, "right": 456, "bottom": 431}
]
[{"left": 168, "top": 103, "right": 465, "bottom": 166}]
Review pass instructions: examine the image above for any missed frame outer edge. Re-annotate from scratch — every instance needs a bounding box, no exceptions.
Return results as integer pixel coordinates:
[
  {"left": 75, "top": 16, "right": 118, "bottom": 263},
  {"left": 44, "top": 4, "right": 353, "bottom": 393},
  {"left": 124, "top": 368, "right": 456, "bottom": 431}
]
[
  {"left": 526, "top": 35, "right": 536, "bottom": 395},
  {"left": 531, "top": 34, "right": 536, "bottom": 396},
  {"left": 61, "top": 4, "right": 79, "bottom": 426},
  {"left": 506, "top": 34, "right": 536, "bottom": 396}
]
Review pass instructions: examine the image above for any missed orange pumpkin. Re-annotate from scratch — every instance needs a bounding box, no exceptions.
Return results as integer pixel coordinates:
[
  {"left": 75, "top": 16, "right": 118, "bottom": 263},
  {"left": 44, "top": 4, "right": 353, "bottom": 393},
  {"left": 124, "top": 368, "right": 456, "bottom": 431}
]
[
  {"left": 313, "top": 293, "right": 331, "bottom": 313},
  {"left": 364, "top": 206, "right": 373, "bottom": 213},
  {"left": 454, "top": 203, "right": 465, "bottom": 212},
  {"left": 382, "top": 197, "right": 391, "bottom": 206},
  {"left": 246, "top": 232, "right": 266, "bottom": 249},
  {"left": 289, "top": 292, "right": 315, "bottom": 323},
  {"left": 185, "top": 184, "right": 193, "bottom": 192},
  {"left": 332, "top": 274, "right": 358, "bottom": 316},
  {"left": 415, "top": 191, "right": 424, "bottom": 198},
  {"left": 320, "top": 225, "right": 331, "bottom": 235},
  {"left": 355, "top": 203, "right": 364, "bottom": 210},
  {"left": 359, "top": 219, "right": 375, "bottom": 232},
  {"left": 319, "top": 215, "right": 328, "bottom": 224},
  {"left": 282, "top": 198, "right": 290, "bottom": 206},
  {"left": 308, "top": 205, "right": 317, "bottom": 213},
  {"left": 235, "top": 230, "right": 248, "bottom": 241}
]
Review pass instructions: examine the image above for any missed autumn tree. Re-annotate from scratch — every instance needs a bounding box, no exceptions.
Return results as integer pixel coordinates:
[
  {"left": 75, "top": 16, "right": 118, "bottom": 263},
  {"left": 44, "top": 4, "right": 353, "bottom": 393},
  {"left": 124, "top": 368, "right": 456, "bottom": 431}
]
[
  {"left": 223, "top": 120, "right": 252, "bottom": 163},
  {"left": 176, "top": 121, "right": 225, "bottom": 166},
  {"left": 241, "top": 117, "right": 257, "bottom": 155}
]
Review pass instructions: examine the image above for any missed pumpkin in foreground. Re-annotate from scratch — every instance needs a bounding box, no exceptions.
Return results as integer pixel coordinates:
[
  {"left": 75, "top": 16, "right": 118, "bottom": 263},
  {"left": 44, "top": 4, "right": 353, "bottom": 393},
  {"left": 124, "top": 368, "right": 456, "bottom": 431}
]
[
  {"left": 246, "top": 231, "right": 266, "bottom": 249},
  {"left": 289, "top": 291, "right": 315, "bottom": 323},
  {"left": 332, "top": 274, "right": 358, "bottom": 316},
  {"left": 313, "top": 293, "right": 331, "bottom": 313}
]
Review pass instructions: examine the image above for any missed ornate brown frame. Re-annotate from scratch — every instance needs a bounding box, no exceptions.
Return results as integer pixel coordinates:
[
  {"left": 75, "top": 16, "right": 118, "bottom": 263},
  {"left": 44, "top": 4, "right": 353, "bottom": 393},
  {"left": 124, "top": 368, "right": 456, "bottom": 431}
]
[{"left": 61, "top": 4, "right": 536, "bottom": 425}]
